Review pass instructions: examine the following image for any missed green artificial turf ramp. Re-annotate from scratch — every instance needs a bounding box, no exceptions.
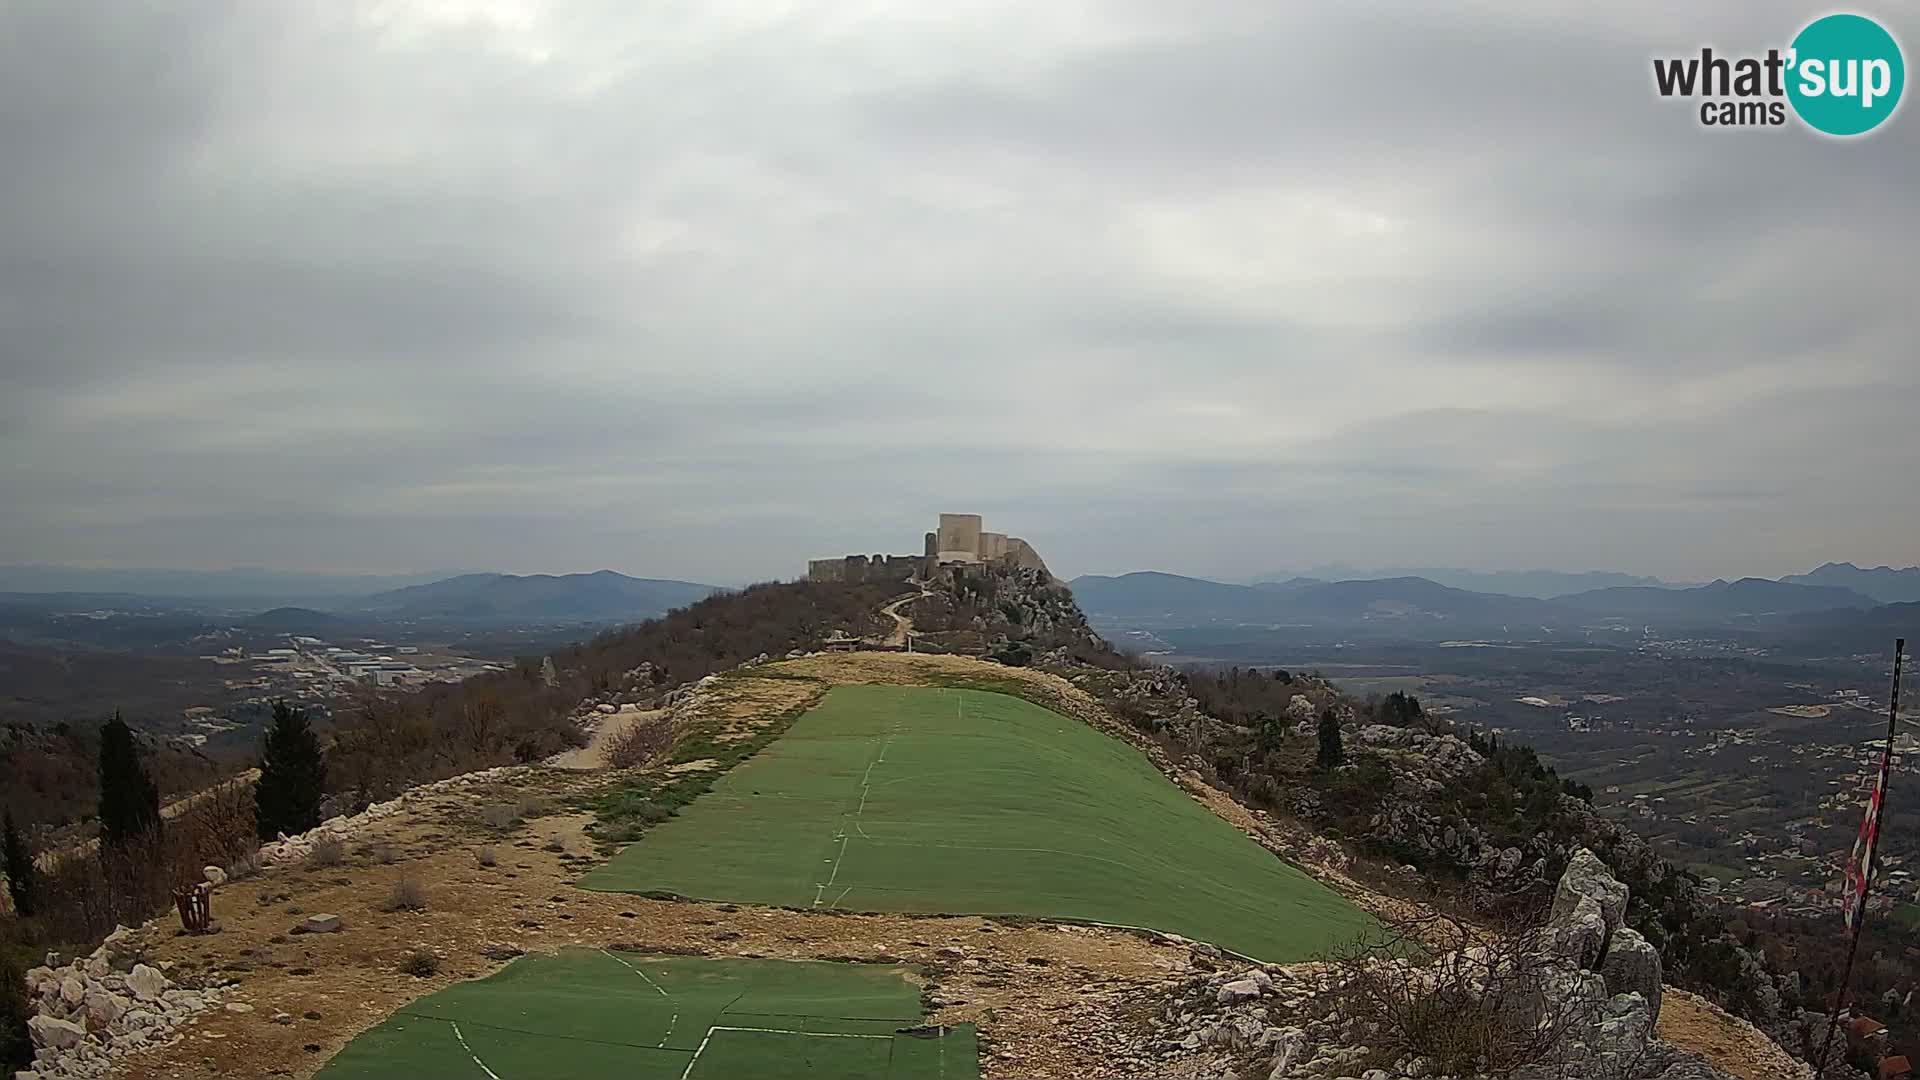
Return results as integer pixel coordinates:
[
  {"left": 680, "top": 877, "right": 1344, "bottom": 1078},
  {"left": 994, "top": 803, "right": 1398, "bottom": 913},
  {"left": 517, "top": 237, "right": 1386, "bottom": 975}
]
[
  {"left": 315, "top": 950, "right": 974, "bottom": 1080},
  {"left": 581, "top": 684, "right": 1371, "bottom": 961}
]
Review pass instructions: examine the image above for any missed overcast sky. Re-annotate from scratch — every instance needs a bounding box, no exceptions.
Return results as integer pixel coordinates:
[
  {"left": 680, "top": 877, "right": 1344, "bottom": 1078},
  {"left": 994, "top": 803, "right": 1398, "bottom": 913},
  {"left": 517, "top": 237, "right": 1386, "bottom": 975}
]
[{"left": 3, "top": 2, "right": 1916, "bottom": 585}]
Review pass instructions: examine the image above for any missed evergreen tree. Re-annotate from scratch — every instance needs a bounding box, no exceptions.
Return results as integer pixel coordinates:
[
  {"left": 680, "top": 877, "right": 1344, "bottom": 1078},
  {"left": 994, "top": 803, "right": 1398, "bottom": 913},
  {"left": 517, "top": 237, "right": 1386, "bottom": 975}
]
[
  {"left": 97, "top": 712, "right": 161, "bottom": 847},
  {"left": 0, "top": 953, "right": 30, "bottom": 1071},
  {"left": 1315, "top": 707, "right": 1345, "bottom": 770},
  {"left": 2, "top": 810, "right": 34, "bottom": 917},
  {"left": 1256, "top": 713, "right": 1287, "bottom": 755},
  {"left": 255, "top": 701, "right": 328, "bottom": 840}
]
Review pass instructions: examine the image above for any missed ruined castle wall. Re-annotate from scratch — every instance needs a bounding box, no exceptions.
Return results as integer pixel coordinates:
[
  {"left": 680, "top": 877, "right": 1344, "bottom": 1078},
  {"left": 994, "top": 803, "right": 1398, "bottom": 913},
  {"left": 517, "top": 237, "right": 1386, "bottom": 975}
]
[{"left": 809, "top": 554, "right": 920, "bottom": 584}]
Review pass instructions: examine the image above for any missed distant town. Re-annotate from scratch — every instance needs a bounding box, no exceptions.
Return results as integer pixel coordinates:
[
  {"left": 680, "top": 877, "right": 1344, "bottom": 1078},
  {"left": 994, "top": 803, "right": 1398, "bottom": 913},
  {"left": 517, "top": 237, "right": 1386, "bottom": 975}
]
[{"left": 175, "top": 636, "right": 503, "bottom": 747}]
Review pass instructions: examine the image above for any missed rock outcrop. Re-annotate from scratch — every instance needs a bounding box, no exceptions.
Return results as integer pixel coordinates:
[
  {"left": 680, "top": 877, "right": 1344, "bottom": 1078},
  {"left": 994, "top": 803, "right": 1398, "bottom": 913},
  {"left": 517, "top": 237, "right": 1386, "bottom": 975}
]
[
  {"left": 1145, "top": 849, "right": 1738, "bottom": 1080},
  {"left": 17, "top": 926, "right": 224, "bottom": 1080}
]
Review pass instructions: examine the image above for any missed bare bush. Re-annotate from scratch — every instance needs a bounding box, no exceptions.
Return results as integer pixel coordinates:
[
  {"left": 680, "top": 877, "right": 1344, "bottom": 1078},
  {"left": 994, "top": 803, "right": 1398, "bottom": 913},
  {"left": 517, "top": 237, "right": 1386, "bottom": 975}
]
[
  {"left": 398, "top": 948, "right": 440, "bottom": 977},
  {"left": 224, "top": 848, "right": 263, "bottom": 882},
  {"left": 1321, "top": 906, "right": 1584, "bottom": 1079},
  {"left": 474, "top": 847, "right": 497, "bottom": 868},
  {"left": 304, "top": 836, "right": 345, "bottom": 869},
  {"left": 381, "top": 877, "right": 427, "bottom": 913},
  {"left": 605, "top": 718, "right": 677, "bottom": 770},
  {"left": 363, "top": 841, "right": 399, "bottom": 865},
  {"left": 478, "top": 804, "right": 519, "bottom": 830},
  {"left": 514, "top": 796, "right": 549, "bottom": 820}
]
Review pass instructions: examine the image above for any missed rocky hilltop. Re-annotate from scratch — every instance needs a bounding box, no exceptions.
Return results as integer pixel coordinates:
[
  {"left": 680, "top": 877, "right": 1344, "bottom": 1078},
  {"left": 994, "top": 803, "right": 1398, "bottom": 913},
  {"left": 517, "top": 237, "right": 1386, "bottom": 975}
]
[{"left": 6, "top": 568, "right": 1833, "bottom": 1080}]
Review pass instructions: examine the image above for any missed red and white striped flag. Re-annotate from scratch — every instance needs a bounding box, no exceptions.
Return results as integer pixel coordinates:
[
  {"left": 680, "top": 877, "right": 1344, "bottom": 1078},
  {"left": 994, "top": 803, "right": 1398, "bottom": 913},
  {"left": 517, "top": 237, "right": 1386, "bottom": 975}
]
[{"left": 1842, "top": 746, "right": 1891, "bottom": 931}]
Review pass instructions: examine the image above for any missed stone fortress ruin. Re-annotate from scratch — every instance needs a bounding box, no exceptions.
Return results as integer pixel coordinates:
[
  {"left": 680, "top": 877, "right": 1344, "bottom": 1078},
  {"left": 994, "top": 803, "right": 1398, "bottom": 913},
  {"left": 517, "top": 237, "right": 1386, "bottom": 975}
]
[{"left": 807, "top": 512, "right": 1050, "bottom": 584}]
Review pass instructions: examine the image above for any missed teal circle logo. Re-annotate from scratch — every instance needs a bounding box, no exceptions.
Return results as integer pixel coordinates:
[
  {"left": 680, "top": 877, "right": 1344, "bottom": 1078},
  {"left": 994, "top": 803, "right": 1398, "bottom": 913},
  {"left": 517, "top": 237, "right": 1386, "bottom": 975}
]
[{"left": 1787, "top": 14, "right": 1905, "bottom": 135}]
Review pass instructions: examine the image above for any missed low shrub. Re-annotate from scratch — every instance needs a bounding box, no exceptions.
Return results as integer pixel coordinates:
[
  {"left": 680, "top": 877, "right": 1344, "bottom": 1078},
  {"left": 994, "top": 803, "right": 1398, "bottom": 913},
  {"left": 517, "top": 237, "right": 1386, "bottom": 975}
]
[
  {"left": 604, "top": 718, "right": 676, "bottom": 770},
  {"left": 380, "top": 878, "right": 427, "bottom": 913},
  {"left": 304, "top": 836, "right": 345, "bottom": 869},
  {"left": 398, "top": 949, "right": 440, "bottom": 977},
  {"left": 1321, "top": 908, "right": 1583, "bottom": 1079},
  {"left": 479, "top": 804, "right": 519, "bottom": 830},
  {"left": 474, "top": 847, "right": 497, "bottom": 868}
]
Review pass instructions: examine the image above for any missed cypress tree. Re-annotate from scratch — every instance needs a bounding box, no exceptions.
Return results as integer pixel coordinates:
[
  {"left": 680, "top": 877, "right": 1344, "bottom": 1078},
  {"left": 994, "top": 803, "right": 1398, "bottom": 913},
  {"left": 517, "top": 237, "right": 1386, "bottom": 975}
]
[
  {"left": 0, "top": 953, "right": 30, "bottom": 1070},
  {"left": 1316, "top": 707, "right": 1345, "bottom": 770},
  {"left": 1, "top": 810, "right": 33, "bottom": 917},
  {"left": 255, "top": 701, "right": 327, "bottom": 840},
  {"left": 98, "top": 712, "right": 161, "bottom": 846}
]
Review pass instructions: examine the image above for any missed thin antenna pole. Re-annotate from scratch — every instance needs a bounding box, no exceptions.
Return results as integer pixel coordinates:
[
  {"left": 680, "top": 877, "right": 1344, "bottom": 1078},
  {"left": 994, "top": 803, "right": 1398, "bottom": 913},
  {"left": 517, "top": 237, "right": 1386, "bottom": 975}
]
[{"left": 1815, "top": 638, "right": 1904, "bottom": 1075}]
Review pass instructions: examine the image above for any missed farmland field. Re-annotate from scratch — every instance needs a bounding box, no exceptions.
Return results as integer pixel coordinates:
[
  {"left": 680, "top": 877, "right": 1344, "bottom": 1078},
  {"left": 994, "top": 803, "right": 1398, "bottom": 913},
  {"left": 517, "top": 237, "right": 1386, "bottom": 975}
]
[
  {"left": 581, "top": 684, "right": 1370, "bottom": 961},
  {"left": 316, "top": 950, "right": 974, "bottom": 1080}
]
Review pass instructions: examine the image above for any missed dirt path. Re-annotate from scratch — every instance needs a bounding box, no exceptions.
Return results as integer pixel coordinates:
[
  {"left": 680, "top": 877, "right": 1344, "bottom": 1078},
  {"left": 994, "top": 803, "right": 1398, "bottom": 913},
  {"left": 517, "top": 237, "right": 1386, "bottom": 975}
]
[
  {"left": 878, "top": 588, "right": 929, "bottom": 647},
  {"left": 548, "top": 705, "right": 666, "bottom": 770}
]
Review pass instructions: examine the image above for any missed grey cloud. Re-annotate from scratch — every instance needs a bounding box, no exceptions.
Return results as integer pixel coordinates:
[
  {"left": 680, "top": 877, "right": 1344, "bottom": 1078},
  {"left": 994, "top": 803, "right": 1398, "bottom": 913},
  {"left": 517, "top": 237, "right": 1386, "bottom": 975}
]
[{"left": 1, "top": 1, "right": 1916, "bottom": 582}]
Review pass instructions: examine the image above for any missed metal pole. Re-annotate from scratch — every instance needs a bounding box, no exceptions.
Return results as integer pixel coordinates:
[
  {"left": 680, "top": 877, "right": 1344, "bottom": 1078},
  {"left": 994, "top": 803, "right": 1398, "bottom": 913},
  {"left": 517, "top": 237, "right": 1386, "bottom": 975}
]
[{"left": 1815, "top": 638, "right": 1903, "bottom": 1075}]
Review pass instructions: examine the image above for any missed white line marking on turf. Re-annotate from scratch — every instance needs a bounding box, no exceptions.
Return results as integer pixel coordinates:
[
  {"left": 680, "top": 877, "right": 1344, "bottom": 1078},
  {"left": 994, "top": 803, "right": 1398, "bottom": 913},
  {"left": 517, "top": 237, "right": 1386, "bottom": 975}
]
[
  {"left": 601, "top": 949, "right": 679, "bottom": 1047},
  {"left": 814, "top": 728, "right": 893, "bottom": 907},
  {"left": 678, "top": 1025, "right": 896, "bottom": 1080},
  {"left": 449, "top": 1021, "right": 503, "bottom": 1080}
]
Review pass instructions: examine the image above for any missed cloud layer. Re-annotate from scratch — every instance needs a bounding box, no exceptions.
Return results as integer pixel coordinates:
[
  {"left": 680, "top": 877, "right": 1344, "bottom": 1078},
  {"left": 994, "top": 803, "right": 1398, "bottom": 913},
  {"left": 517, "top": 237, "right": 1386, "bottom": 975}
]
[{"left": 4, "top": 1, "right": 1915, "bottom": 583}]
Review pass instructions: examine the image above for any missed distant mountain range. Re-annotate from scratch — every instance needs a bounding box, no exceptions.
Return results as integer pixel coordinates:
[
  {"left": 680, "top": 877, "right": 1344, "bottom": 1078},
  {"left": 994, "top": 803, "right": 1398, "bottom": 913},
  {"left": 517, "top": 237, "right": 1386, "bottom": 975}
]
[
  {"left": 1070, "top": 570, "right": 1883, "bottom": 635},
  {"left": 0, "top": 566, "right": 722, "bottom": 625},
  {"left": 349, "top": 571, "right": 719, "bottom": 622},
  {"left": 1780, "top": 562, "right": 1920, "bottom": 605},
  {"left": 0, "top": 565, "right": 463, "bottom": 602},
  {"left": 1246, "top": 565, "right": 1680, "bottom": 599}
]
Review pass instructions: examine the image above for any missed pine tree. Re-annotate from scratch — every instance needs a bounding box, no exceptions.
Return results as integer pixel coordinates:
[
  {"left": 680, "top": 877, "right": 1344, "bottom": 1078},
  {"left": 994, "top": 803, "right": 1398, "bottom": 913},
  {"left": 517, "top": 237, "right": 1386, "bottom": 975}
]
[
  {"left": 1316, "top": 707, "right": 1345, "bottom": 770},
  {"left": 98, "top": 712, "right": 161, "bottom": 847},
  {"left": 255, "top": 701, "right": 327, "bottom": 840},
  {"left": 2, "top": 810, "right": 34, "bottom": 917}
]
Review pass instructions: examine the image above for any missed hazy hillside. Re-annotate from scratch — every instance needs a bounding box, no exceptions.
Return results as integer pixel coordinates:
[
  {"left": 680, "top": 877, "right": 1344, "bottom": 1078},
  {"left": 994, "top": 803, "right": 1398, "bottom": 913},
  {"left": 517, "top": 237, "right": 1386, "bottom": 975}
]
[
  {"left": 1075, "top": 568, "right": 1889, "bottom": 637},
  {"left": 1552, "top": 577, "right": 1877, "bottom": 620},
  {"left": 1258, "top": 566, "right": 1680, "bottom": 598},
  {"left": 1071, "top": 571, "right": 1555, "bottom": 628},
  {"left": 353, "top": 570, "right": 720, "bottom": 622},
  {"left": 1781, "top": 599, "right": 1920, "bottom": 653},
  {"left": 0, "top": 565, "right": 461, "bottom": 603},
  {"left": 1068, "top": 572, "right": 1280, "bottom": 621},
  {"left": 1782, "top": 561, "right": 1920, "bottom": 605}
]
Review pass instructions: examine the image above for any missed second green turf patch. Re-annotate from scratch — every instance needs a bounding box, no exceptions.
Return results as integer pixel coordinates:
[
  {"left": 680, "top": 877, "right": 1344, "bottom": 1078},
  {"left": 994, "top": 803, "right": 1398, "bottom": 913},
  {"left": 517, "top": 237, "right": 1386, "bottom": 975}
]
[
  {"left": 581, "top": 684, "right": 1370, "bottom": 961},
  {"left": 316, "top": 950, "right": 973, "bottom": 1080}
]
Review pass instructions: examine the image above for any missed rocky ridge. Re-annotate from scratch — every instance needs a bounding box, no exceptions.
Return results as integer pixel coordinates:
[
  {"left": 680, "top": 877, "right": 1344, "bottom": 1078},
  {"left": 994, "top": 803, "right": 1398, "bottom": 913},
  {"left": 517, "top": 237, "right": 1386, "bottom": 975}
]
[{"left": 1141, "top": 850, "right": 1756, "bottom": 1080}]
